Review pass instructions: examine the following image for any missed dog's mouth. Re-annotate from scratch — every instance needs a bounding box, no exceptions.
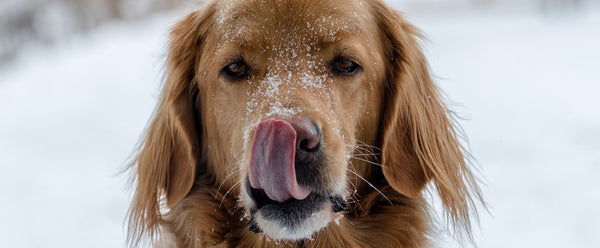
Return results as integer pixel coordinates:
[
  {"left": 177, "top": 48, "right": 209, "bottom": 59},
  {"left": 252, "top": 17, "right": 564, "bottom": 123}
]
[
  {"left": 246, "top": 180, "right": 347, "bottom": 238},
  {"left": 244, "top": 118, "right": 347, "bottom": 240}
]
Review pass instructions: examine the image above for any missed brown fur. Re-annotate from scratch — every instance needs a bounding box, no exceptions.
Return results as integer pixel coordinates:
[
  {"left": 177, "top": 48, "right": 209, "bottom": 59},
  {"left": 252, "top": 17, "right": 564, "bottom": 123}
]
[{"left": 127, "top": 0, "right": 483, "bottom": 247}]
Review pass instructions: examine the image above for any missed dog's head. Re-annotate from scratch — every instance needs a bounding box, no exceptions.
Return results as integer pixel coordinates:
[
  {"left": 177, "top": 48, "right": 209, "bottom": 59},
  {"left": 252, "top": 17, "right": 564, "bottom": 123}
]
[{"left": 128, "top": 0, "right": 481, "bottom": 244}]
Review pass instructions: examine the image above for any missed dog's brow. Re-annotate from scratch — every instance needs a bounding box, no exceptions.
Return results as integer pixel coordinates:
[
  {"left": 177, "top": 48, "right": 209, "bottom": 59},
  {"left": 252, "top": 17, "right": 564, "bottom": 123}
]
[{"left": 216, "top": 1, "right": 364, "bottom": 47}]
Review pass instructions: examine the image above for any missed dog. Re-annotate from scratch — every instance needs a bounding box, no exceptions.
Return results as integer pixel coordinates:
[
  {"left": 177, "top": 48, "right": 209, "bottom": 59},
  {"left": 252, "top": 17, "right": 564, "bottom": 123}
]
[{"left": 127, "top": 0, "right": 482, "bottom": 247}]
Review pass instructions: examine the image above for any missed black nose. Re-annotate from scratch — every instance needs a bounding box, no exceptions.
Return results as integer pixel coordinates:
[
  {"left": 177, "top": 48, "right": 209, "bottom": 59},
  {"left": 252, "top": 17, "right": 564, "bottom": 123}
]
[{"left": 287, "top": 117, "right": 320, "bottom": 166}]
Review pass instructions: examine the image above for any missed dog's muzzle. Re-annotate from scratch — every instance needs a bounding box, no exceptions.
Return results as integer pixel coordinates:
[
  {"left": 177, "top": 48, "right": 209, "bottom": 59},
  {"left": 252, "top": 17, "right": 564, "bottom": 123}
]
[{"left": 246, "top": 117, "right": 347, "bottom": 236}]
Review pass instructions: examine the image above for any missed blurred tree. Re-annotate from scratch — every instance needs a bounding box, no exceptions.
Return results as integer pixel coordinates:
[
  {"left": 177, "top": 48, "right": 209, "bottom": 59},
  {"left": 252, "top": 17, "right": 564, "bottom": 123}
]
[
  {"left": 0, "top": 0, "right": 196, "bottom": 63},
  {"left": 540, "top": 0, "right": 582, "bottom": 12}
]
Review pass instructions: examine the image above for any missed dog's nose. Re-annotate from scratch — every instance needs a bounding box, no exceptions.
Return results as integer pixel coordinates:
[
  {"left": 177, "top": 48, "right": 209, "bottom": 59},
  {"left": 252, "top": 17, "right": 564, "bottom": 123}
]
[{"left": 288, "top": 117, "right": 320, "bottom": 165}]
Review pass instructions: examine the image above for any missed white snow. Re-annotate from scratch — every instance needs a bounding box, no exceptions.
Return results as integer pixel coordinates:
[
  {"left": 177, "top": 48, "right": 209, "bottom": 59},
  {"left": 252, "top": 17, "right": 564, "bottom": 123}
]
[
  {"left": 1, "top": 1, "right": 599, "bottom": 247},
  {"left": 0, "top": 13, "right": 174, "bottom": 247}
]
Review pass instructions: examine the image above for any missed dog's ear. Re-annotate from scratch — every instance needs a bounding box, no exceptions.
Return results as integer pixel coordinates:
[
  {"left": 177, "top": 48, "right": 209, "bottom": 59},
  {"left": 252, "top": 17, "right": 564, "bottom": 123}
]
[
  {"left": 127, "top": 5, "right": 215, "bottom": 246},
  {"left": 372, "top": 1, "right": 482, "bottom": 238}
]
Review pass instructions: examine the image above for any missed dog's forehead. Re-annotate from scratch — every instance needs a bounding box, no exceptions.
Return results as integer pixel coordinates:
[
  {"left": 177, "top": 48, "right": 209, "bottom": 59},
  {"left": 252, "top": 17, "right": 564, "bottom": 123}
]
[{"left": 214, "top": 0, "right": 369, "bottom": 49}]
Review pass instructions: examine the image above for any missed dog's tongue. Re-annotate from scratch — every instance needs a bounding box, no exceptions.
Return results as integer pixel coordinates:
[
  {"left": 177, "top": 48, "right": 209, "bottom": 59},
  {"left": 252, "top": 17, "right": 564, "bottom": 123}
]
[{"left": 248, "top": 119, "right": 311, "bottom": 202}]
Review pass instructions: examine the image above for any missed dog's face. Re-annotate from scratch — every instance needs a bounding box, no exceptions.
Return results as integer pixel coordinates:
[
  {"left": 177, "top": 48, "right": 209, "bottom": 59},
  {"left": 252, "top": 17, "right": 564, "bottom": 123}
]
[
  {"left": 196, "top": 0, "right": 386, "bottom": 239},
  {"left": 128, "top": 0, "right": 481, "bottom": 245}
]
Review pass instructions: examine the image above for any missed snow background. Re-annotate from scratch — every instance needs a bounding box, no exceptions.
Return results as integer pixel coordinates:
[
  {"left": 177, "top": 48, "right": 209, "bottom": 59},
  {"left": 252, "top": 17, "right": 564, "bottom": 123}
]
[{"left": 1, "top": 0, "right": 599, "bottom": 247}]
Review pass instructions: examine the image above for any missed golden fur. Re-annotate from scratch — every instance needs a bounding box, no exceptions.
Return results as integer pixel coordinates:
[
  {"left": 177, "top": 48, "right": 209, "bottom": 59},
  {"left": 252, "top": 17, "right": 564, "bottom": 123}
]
[{"left": 127, "top": 0, "right": 483, "bottom": 247}]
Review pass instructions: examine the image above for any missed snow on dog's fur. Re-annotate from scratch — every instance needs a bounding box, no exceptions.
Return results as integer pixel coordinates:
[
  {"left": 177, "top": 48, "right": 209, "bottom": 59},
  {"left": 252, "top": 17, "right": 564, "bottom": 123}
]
[{"left": 127, "top": 0, "right": 483, "bottom": 247}]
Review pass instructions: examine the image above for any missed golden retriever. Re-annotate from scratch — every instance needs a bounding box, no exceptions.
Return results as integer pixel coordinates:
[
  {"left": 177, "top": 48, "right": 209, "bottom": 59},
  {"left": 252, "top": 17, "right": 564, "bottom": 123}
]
[{"left": 127, "top": 0, "right": 483, "bottom": 247}]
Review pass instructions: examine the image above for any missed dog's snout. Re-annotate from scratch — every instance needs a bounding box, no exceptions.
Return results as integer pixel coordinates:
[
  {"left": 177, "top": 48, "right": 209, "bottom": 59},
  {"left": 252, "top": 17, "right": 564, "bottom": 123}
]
[{"left": 288, "top": 117, "right": 320, "bottom": 165}]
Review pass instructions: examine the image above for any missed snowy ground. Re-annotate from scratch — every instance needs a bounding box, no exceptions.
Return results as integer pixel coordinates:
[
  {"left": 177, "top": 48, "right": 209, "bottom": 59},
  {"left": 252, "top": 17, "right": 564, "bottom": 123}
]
[{"left": 1, "top": 1, "right": 599, "bottom": 247}]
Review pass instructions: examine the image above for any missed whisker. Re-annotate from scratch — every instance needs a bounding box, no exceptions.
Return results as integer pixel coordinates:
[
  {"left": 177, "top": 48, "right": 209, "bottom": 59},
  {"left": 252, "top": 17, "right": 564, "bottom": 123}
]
[
  {"left": 350, "top": 147, "right": 375, "bottom": 156},
  {"left": 355, "top": 145, "right": 380, "bottom": 156},
  {"left": 349, "top": 156, "right": 385, "bottom": 167},
  {"left": 345, "top": 176, "right": 358, "bottom": 193},
  {"left": 345, "top": 143, "right": 380, "bottom": 161},
  {"left": 216, "top": 166, "right": 241, "bottom": 197},
  {"left": 346, "top": 161, "right": 359, "bottom": 194},
  {"left": 348, "top": 139, "right": 382, "bottom": 152},
  {"left": 345, "top": 162, "right": 360, "bottom": 203},
  {"left": 220, "top": 181, "right": 241, "bottom": 207},
  {"left": 346, "top": 168, "right": 392, "bottom": 205},
  {"left": 351, "top": 152, "right": 381, "bottom": 157}
]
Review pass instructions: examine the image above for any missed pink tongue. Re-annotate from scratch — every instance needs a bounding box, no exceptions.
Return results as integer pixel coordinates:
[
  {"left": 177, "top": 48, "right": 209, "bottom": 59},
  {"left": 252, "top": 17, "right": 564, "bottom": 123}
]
[{"left": 248, "top": 119, "right": 311, "bottom": 202}]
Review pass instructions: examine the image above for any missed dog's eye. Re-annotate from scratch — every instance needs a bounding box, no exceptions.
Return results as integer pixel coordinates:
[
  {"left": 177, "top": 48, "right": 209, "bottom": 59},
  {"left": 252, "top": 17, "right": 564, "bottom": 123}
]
[
  {"left": 332, "top": 58, "right": 361, "bottom": 76},
  {"left": 222, "top": 61, "right": 249, "bottom": 80}
]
